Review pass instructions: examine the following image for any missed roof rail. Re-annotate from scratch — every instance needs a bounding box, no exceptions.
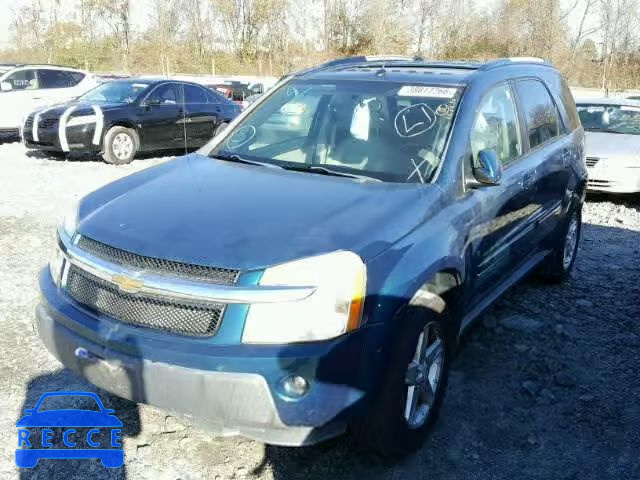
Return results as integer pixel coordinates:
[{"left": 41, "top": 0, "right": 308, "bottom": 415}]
[
  {"left": 291, "top": 55, "right": 423, "bottom": 76},
  {"left": 480, "top": 57, "right": 552, "bottom": 70}
]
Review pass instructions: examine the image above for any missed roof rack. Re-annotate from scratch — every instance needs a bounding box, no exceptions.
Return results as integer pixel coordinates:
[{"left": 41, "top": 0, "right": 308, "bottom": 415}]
[
  {"left": 291, "top": 56, "right": 553, "bottom": 78},
  {"left": 292, "top": 55, "right": 424, "bottom": 76},
  {"left": 479, "top": 57, "right": 552, "bottom": 70}
]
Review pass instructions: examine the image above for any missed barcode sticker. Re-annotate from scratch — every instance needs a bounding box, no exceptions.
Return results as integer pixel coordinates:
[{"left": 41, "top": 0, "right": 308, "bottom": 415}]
[{"left": 398, "top": 86, "right": 458, "bottom": 98}]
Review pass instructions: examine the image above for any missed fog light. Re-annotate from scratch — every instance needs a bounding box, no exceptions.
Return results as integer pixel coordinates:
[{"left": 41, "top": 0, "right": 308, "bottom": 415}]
[{"left": 278, "top": 375, "right": 309, "bottom": 399}]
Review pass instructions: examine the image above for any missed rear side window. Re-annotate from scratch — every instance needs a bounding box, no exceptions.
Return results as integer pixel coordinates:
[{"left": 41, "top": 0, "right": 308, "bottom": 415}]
[
  {"left": 181, "top": 84, "right": 208, "bottom": 104},
  {"left": 68, "top": 71, "right": 86, "bottom": 86},
  {"left": 470, "top": 83, "right": 522, "bottom": 167},
  {"left": 515, "top": 79, "right": 559, "bottom": 149},
  {"left": 205, "top": 88, "right": 222, "bottom": 103},
  {"left": 39, "top": 69, "right": 73, "bottom": 89},
  {"left": 559, "top": 80, "right": 580, "bottom": 131},
  {"left": 5, "top": 69, "right": 38, "bottom": 90}
]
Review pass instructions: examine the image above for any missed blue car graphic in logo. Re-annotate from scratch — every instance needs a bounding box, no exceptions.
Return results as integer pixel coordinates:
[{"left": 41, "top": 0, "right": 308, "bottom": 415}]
[{"left": 16, "top": 391, "right": 124, "bottom": 468}]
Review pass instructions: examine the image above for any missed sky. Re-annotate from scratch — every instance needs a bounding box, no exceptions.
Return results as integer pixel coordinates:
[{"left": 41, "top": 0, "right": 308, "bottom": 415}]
[{"left": 0, "top": 0, "right": 599, "bottom": 49}]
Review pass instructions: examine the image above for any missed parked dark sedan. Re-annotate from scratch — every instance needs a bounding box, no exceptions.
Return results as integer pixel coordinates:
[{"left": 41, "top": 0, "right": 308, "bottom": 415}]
[{"left": 22, "top": 78, "right": 241, "bottom": 164}]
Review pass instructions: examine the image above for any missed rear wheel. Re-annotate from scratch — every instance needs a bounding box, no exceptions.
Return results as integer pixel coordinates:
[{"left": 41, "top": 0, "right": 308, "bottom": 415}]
[
  {"left": 102, "top": 126, "right": 139, "bottom": 165},
  {"left": 351, "top": 299, "right": 452, "bottom": 457},
  {"left": 539, "top": 206, "right": 582, "bottom": 283}
]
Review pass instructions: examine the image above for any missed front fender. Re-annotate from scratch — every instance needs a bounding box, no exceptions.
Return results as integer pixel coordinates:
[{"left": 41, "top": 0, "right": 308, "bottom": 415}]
[{"left": 364, "top": 213, "right": 465, "bottom": 326}]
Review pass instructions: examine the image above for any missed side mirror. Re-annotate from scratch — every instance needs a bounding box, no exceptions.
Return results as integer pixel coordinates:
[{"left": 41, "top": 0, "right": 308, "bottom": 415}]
[
  {"left": 471, "top": 149, "right": 502, "bottom": 186},
  {"left": 0, "top": 81, "right": 13, "bottom": 92}
]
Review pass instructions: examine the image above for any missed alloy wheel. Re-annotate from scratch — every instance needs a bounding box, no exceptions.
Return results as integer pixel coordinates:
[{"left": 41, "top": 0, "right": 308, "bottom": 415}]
[{"left": 404, "top": 321, "right": 445, "bottom": 429}]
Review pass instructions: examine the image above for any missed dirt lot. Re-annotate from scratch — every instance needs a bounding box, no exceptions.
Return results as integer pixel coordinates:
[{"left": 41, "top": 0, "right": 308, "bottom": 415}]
[{"left": 0, "top": 141, "right": 638, "bottom": 480}]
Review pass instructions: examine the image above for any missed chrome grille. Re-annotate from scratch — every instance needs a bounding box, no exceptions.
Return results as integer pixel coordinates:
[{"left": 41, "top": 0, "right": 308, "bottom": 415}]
[
  {"left": 76, "top": 236, "right": 240, "bottom": 285},
  {"left": 65, "top": 265, "right": 224, "bottom": 336},
  {"left": 586, "top": 157, "right": 599, "bottom": 167}
]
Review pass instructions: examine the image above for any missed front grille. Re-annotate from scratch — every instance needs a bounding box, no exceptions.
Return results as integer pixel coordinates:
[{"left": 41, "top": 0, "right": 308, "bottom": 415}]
[
  {"left": 40, "top": 118, "right": 58, "bottom": 129},
  {"left": 588, "top": 179, "right": 612, "bottom": 187},
  {"left": 76, "top": 236, "right": 240, "bottom": 285},
  {"left": 586, "top": 157, "right": 599, "bottom": 167},
  {"left": 66, "top": 266, "right": 224, "bottom": 336}
]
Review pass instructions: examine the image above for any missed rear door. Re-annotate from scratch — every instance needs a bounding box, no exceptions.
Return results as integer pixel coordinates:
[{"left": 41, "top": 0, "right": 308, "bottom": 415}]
[
  {"left": 513, "top": 78, "right": 570, "bottom": 244},
  {"left": 178, "top": 84, "right": 219, "bottom": 148},
  {"left": 137, "top": 83, "right": 183, "bottom": 150},
  {"left": 37, "top": 69, "right": 77, "bottom": 104},
  {"left": 466, "top": 82, "right": 539, "bottom": 296}
]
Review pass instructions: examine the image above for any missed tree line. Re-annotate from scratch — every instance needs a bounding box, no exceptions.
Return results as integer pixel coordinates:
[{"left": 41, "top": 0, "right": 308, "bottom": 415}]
[{"left": 3, "top": 0, "right": 640, "bottom": 90}]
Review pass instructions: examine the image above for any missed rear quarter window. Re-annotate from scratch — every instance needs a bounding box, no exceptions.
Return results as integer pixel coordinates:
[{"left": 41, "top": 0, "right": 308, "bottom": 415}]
[
  {"left": 558, "top": 80, "right": 580, "bottom": 131},
  {"left": 68, "top": 71, "right": 86, "bottom": 86},
  {"left": 514, "top": 79, "right": 561, "bottom": 149}
]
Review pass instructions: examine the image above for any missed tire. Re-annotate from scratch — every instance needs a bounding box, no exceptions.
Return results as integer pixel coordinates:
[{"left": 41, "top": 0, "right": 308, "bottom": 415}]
[
  {"left": 538, "top": 205, "right": 582, "bottom": 283},
  {"left": 102, "top": 126, "right": 139, "bottom": 165},
  {"left": 350, "top": 292, "right": 453, "bottom": 457}
]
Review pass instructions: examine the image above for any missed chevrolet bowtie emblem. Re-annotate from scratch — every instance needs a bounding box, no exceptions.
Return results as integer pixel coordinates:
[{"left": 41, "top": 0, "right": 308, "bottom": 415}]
[{"left": 111, "top": 274, "right": 144, "bottom": 293}]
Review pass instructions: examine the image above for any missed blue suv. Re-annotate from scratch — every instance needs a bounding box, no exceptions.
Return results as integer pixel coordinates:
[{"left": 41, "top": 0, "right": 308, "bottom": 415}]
[{"left": 36, "top": 57, "right": 586, "bottom": 456}]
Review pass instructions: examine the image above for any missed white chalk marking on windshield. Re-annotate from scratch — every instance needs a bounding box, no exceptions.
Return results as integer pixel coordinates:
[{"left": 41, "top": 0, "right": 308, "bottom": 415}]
[
  {"left": 394, "top": 104, "right": 436, "bottom": 138},
  {"left": 407, "top": 157, "right": 428, "bottom": 183}
]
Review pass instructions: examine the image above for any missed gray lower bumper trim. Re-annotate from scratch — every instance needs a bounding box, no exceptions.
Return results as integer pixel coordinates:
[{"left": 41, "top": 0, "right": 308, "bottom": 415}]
[{"left": 36, "top": 303, "right": 345, "bottom": 446}]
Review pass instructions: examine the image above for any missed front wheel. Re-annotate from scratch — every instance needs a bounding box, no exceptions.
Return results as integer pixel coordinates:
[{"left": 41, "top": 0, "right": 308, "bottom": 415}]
[
  {"left": 350, "top": 301, "right": 452, "bottom": 457},
  {"left": 538, "top": 206, "right": 582, "bottom": 283},
  {"left": 102, "top": 126, "right": 139, "bottom": 165}
]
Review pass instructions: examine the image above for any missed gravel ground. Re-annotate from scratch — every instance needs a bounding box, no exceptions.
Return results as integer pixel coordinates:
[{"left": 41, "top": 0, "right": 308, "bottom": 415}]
[{"left": 0, "top": 140, "right": 638, "bottom": 480}]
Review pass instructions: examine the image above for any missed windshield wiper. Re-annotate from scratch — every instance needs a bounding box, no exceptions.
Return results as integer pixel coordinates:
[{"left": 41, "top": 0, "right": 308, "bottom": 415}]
[
  {"left": 281, "top": 164, "right": 381, "bottom": 182},
  {"left": 212, "top": 153, "right": 282, "bottom": 169}
]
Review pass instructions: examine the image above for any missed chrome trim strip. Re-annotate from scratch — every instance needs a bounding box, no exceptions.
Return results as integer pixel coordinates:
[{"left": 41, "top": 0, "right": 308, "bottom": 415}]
[{"left": 58, "top": 231, "right": 316, "bottom": 304}]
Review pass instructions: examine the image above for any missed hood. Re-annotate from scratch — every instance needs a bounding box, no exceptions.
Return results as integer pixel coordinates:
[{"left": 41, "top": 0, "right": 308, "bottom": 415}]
[
  {"left": 78, "top": 154, "right": 438, "bottom": 271},
  {"left": 584, "top": 131, "right": 640, "bottom": 159},
  {"left": 35, "top": 100, "right": 126, "bottom": 118}
]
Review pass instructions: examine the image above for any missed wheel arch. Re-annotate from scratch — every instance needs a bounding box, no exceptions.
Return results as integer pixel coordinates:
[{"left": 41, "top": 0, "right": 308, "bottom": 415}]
[{"left": 102, "top": 120, "right": 140, "bottom": 150}]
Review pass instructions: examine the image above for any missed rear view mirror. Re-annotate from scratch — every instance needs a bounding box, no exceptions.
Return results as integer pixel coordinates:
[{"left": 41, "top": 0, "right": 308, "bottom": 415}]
[
  {"left": 0, "top": 81, "right": 12, "bottom": 91},
  {"left": 472, "top": 149, "right": 502, "bottom": 186}
]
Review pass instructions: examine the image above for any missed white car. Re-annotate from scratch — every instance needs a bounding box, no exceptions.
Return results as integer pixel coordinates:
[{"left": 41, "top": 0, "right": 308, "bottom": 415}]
[
  {"left": 576, "top": 97, "right": 640, "bottom": 193},
  {"left": 0, "top": 64, "right": 97, "bottom": 138}
]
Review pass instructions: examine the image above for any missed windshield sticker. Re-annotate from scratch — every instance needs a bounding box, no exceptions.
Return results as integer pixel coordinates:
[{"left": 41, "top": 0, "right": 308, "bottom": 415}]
[
  {"left": 226, "top": 125, "right": 256, "bottom": 149},
  {"left": 621, "top": 105, "right": 640, "bottom": 112},
  {"left": 132, "top": 83, "right": 149, "bottom": 88},
  {"left": 585, "top": 106, "right": 605, "bottom": 113},
  {"left": 394, "top": 104, "right": 436, "bottom": 137},
  {"left": 398, "top": 86, "right": 457, "bottom": 98}
]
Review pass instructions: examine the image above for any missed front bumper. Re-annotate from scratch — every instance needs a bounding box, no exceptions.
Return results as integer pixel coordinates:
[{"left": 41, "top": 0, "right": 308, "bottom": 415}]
[
  {"left": 36, "top": 269, "right": 383, "bottom": 446},
  {"left": 22, "top": 115, "right": 99, "bottom": 153}
]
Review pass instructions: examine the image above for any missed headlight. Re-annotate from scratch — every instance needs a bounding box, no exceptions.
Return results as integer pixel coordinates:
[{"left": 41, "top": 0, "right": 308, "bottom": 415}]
[
  {"left": 66, "top": 115, "right": 97, "bottom": 127},
  {"left": 242, "top": 251, "right": 367, "bottom": 344},
  {"left": 49, "top": 237, "right": 65, "bottom": 287},
  {"left": 60, "top": 200, "right": 80, "bottom": 239}
]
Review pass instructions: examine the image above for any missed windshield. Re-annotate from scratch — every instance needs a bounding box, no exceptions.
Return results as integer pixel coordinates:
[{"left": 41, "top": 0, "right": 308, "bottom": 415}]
[
  {"left": 207, "top": 79, "right": 462, "bottom": 183},
  {"left": 577, "top": 103, "right": 640, "bottom": 135},
  {"left": 78, "top": 80, "right": 152, "bottom": 104}
]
